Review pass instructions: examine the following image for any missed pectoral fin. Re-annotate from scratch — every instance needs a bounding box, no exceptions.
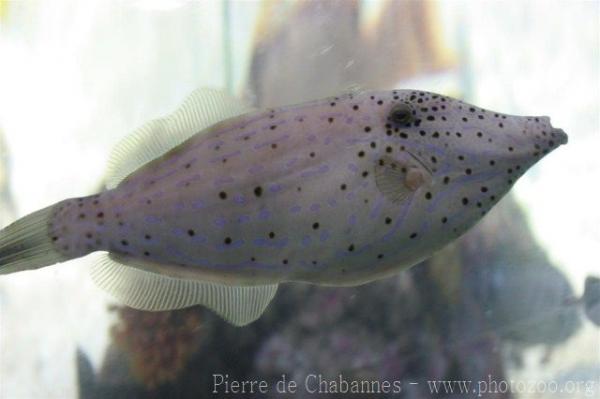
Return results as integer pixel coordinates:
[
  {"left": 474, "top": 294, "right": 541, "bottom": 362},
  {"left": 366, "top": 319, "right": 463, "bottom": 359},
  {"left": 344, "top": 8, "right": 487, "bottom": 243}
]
[{"left": 374, "top": 155, "right": 431, "bottom": 203}]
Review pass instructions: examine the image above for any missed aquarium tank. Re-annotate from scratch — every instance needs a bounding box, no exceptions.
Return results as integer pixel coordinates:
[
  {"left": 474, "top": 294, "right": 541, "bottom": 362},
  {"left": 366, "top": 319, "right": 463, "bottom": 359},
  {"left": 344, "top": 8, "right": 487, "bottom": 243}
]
[{"left": 0, "top": 1, "right": 598, "bottom": 398}]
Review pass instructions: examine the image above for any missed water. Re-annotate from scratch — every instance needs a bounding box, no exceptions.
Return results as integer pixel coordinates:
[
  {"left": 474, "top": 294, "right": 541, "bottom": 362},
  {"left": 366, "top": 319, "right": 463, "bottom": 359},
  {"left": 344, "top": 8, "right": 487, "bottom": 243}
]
[{"left": 0, "top": 1, "right": 598, "bottom": 398}]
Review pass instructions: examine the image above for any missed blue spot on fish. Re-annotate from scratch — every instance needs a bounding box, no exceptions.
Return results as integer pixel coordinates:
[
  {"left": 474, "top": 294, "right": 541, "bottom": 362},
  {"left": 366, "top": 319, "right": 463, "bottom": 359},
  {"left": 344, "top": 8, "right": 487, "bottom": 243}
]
[
  {"left": 144, "top": 215, "right": 161, "bottom": 224},
  {"left": 269, "top": 184, "right": 282, "bottom": 193},
  {"left": 233, "top": 194, "right": 246, "bottom": 204},
  {"left": 248, "top": 164, "right": 264, "bottom": 175},
  {"left": 191, "top": 199, "right": 205, "bottom": 209},
  {"left": 301, "top": 235, "right": 311, "bottom": 247},
  {"left": 289, "top": 205, "right": 302, "bottom": 214},
  {"left": 259, "top": 208, "right": 270, "bottom": 220}
]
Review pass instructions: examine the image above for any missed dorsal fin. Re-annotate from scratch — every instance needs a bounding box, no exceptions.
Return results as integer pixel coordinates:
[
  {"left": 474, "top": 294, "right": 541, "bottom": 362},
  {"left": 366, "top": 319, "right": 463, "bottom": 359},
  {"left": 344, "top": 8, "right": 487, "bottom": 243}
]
[{"left": 105, "top": 88, "right": 255, "bottom": 189}]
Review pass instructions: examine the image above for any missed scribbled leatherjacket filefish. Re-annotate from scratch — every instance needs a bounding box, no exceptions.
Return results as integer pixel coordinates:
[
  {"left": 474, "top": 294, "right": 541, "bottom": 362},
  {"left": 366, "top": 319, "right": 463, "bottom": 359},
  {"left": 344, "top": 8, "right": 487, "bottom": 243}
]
[{"left": 0, "top": 89, "right": 568, "bottom": 325}]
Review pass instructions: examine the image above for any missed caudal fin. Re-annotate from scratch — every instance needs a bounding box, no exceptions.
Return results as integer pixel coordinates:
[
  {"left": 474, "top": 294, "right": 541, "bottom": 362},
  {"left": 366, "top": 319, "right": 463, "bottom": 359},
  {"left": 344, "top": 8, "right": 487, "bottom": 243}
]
[{"left": 0, "top": 204, "right": 67, "bottom": 274}]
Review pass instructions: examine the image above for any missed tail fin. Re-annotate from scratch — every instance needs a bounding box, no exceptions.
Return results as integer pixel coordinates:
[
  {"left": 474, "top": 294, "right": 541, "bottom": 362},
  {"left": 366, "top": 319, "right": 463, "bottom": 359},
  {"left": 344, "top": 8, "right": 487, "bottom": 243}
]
[{"left": 0, "top": 204, "right": 67, "bottom": 274}]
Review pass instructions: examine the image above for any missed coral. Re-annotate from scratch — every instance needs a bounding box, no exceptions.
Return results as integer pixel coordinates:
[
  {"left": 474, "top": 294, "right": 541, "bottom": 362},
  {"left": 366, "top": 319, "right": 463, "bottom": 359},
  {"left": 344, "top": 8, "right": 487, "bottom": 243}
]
[{"left": 109, "top": 305, "right": 204, "bottom": 390}]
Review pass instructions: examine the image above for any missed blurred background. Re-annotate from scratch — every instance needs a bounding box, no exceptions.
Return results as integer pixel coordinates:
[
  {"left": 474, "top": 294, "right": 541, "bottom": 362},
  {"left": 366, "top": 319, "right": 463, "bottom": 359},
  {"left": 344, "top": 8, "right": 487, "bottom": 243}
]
[{"left": 0, "top": 0, "right": 598, "bottom": 398}]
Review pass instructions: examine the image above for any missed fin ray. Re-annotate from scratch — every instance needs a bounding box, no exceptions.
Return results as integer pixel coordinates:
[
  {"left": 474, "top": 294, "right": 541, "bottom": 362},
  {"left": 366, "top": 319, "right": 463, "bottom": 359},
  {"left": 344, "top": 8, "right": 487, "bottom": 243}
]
[
  {"left": 0, "top": 204, "right": 68, "bottom": 274},
  {"left": 90, "top": 253, "right": 277, "bottom": 326},
  {"left": 374, "top": 155, "right": 431, "bottom": 203},
  {"left": 105, "top": 88, "right": 255, "bottom": 189}
]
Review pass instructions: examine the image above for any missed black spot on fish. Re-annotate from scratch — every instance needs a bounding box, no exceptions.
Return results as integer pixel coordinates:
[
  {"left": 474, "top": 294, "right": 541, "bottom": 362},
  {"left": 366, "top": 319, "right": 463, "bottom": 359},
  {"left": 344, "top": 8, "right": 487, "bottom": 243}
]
[
  {"left": 268, "top": 232, "right": 275, "bottom": 239},
  {"left": 219, "top": 191, "right": 227, "bottom": 200},
  {"left": 188, "top": 229, "right": 195, "bottom": 237},
  {"left": 254, "top": 186, "right": 263, "bottom": 197},
  {"left": 224, "top": 237, "right": 232, "bottom": 245},
  {"left": 312, "top": 222, "right": 319, "bottom": 230},
  {"left": 364, "top": 126, "right": 372, "bottom": 133}
]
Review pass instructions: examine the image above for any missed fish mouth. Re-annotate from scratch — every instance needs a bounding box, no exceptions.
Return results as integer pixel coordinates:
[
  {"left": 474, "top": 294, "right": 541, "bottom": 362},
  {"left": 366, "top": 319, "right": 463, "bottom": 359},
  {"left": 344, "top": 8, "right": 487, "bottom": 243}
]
[{"left": 552, "top": 128, "right": 568, "bottom": 145}]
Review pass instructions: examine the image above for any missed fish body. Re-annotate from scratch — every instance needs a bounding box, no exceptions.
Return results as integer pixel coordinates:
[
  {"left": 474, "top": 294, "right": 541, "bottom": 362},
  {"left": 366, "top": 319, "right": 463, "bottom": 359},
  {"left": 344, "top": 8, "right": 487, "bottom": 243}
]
[{"left": 0, "top": 88, "right": 568, "bottom": 324}]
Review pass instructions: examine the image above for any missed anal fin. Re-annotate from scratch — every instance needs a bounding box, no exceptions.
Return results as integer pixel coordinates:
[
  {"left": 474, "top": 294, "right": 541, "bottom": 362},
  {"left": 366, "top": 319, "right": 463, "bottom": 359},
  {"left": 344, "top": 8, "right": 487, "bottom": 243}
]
[{"left": 90, "top": 253, "right": 277, "bottom": 326}]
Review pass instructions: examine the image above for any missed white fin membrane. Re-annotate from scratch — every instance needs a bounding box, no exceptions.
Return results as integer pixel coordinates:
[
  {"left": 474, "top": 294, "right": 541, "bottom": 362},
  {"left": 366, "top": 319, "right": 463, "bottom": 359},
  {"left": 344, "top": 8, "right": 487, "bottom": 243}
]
[
  {"left": 374, "top": 156, "right": 414, "bottom": 204},
  {"left": 105, "top": 88, "right": 255, "bottom": 189},
  {"left": 0, "top": 204, "right": 68, "bottom": 274},
  {"left": 90, "top": 253, "right": 278, "bottom": 326}
]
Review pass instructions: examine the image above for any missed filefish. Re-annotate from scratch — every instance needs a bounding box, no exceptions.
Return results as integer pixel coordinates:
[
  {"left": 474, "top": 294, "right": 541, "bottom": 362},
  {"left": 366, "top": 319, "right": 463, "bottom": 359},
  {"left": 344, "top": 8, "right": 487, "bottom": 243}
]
[{"left": 0, "top": 88, "right": 568, "bottom": 325}]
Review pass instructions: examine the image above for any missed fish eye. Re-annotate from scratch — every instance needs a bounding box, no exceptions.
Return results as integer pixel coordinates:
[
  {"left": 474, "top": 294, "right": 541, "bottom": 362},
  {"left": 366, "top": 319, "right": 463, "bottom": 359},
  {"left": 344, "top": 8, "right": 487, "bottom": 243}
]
[{"left": 389, "top": 104, "right": 413, "bottom": 124}]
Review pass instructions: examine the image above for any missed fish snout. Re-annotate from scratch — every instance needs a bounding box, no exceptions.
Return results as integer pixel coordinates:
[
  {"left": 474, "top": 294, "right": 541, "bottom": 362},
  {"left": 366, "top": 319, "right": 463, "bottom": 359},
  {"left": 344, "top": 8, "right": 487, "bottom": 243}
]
[
  {"left": 525, "top": 116, "right": 569, "bottom": 148},
  {"left": 539, "top": 116, "right": 568, "bottom": 145},
  {"left": 552, "top": 128, "right": 568, "bottom": 145}
]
